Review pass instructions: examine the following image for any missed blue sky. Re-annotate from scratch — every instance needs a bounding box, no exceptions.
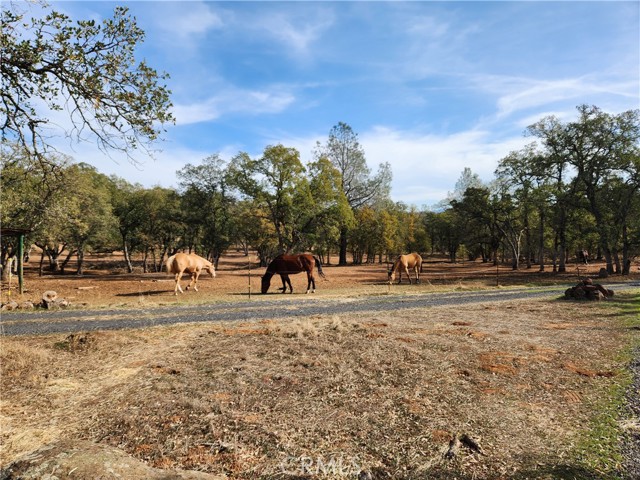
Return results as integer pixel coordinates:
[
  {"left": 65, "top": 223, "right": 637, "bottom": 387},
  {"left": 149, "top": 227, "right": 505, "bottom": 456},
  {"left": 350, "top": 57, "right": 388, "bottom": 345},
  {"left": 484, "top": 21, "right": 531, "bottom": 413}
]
[{"left": 44, "top": 1, "right": 640, "bottom": 206}]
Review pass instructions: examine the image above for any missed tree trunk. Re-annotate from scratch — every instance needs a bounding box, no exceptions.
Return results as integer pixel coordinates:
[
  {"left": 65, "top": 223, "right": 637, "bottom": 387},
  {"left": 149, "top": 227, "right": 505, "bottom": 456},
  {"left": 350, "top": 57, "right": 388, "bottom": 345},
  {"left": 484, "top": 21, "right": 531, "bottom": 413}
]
[
  {"left": 558, "top": 234, "right": 566, "bottom": 273},
  {"left": 524, "top": 212, "right": 532, "bottom": 269},
  {"left": 602, "top": 245, "right": 614, "bottom": 274},
  {"left": 613, "top": 251, "right": 621, "bottom": 274},
  {"left": 59, "top": 249, "right": 76, "bottom": 274},
  {"left": 622, "top": 224, "right": 631, "bottom": 275},
  {"left": 0, "top": 251, "right": 9, "bottom": 281},
  {"left": 339, "top": 227, "right": 348, "bottom": 265},
  {"left": 39, "top": 249, "right": 45, "bottom": 276},
  {"left": 38, "top": 244, "right": 64, "bottom": 273},
  {"left": 76, "top": 248, "right": 85, "bottom": 275},
  {"left": 538, "top": 207, "right": 545, "bottom": 272},
  {"left": 122, "top": 236, "right": 134, "bottom": 273},
  {"left": 142, "top": 248, "right": 149, "bottom": 273}
]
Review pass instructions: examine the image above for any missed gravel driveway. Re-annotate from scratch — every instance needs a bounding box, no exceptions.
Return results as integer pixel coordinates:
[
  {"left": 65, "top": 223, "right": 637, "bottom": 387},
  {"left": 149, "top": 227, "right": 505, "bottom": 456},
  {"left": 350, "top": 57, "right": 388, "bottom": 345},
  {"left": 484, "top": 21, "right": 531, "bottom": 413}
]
[{"left": 0, "top": 285, "right": 576, "bottom": 336}]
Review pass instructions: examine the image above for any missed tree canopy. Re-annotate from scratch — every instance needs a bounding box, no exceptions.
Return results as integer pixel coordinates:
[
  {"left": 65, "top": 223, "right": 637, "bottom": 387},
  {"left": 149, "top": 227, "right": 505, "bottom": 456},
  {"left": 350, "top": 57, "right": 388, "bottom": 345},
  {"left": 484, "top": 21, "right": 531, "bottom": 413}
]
[
  {"left": 1, "top": 3, "right": 174, "bottom": 165},
  {"left": 314, "top": 122, "right": 392, "bottom": 264}
]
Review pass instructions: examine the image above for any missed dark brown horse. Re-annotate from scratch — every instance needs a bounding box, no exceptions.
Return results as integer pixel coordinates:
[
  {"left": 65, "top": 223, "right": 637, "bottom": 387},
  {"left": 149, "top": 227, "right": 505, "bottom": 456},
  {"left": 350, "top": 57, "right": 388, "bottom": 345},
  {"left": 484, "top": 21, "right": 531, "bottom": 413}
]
[{"left": 261, "top": 254, "right": 326, "bottom": 294}]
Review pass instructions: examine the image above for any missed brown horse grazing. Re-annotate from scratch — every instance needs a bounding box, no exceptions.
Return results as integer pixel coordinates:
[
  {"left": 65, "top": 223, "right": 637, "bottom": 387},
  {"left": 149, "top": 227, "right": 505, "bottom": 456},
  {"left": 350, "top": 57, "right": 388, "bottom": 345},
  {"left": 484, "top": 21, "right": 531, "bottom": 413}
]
[
  {"left": 165, "top": 253, "right": 216, "bottom": 295},
  {"left": 388, "top": 253, "right": 423, "bottom": 284},
  {"left": 261, "top": 254, "right": 326, "bottom": 294}
]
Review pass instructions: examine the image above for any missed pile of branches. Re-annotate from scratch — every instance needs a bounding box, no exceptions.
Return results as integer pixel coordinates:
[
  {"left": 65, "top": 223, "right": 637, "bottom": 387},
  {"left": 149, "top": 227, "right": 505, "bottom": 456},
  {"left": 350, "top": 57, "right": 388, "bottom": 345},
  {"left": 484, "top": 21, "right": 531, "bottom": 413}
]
[{"left": 564, "top": 278, "right": 613, "bottom": 301}]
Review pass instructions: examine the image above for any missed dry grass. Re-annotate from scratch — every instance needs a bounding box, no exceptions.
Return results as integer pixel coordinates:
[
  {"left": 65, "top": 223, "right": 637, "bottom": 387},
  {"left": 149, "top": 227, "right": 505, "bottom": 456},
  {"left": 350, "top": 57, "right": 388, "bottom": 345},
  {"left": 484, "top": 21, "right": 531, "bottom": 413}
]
[{"left": 2, "top": 291, "right": 638, "bottom": 478}]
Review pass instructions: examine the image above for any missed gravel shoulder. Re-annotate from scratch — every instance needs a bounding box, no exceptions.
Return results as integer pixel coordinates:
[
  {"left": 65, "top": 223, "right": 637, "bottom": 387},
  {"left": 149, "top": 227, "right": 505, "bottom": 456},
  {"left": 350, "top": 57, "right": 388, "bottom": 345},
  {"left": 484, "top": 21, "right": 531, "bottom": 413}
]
[{"left": 0, "top": 286, "right": 572, "bottom": 336}]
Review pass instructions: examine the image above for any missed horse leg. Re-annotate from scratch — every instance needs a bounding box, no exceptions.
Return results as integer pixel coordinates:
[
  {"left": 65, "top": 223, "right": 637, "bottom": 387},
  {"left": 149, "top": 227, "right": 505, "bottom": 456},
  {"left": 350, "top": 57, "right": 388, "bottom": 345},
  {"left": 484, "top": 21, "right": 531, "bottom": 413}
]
[
  {"left": 414, "top": 265, "right": 420, "bottom": 283},
  {"left": 192, "top": 271, "right": 201, "bottom": 292},
  {"left": 174, "top": 272, "right": 183, "bottom": 295},
  {"left": 279, "top": 275, "right": 288, "bottom": 293},
  {"left": 306, "top": 272, "right": 315, "bottom": 294},
  {"left": 286, "top": 275, "right": 293, "bottom": 293},
  {"left": 403, "top": 265, "right": 412, "bottom": 284},
  {"left": 186, "top": 271, "right": 195, "bottom": 291}
]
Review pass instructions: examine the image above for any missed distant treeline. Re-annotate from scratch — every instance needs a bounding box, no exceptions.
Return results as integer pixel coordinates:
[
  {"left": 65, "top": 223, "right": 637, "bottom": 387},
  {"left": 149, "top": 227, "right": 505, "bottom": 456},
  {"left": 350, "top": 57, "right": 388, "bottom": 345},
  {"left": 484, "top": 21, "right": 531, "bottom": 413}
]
[{"left": 2, "top": 108, "right": 638, "bottom": 277}]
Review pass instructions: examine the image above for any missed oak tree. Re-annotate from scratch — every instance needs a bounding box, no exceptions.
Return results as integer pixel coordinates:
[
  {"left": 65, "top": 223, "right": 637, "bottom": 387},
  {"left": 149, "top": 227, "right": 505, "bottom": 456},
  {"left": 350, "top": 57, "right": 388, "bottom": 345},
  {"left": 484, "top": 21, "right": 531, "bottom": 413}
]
[{"left": 1, "top": 3, "right": 173, "bottom": 165}]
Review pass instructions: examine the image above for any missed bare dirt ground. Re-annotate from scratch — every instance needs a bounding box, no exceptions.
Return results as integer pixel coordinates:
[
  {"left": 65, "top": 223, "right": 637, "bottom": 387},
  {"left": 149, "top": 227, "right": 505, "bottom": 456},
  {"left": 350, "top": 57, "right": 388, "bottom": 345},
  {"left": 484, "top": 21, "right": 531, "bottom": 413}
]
[
  {"left": 2, "top": 251, "right": 637, "bottom": 310},
  {"left": 1, "top": 253, "right": 639, "bottom": 479}
]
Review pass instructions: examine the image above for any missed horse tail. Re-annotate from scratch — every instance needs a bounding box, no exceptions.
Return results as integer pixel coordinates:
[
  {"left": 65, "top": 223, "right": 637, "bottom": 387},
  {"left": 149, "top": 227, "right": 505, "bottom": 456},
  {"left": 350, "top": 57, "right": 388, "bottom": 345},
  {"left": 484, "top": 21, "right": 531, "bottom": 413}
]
[
  {"left": 314, "top": 256, "right": 326, "bottom": 279},
  {"left": 164, "top": 254, "right": 176, "bottom": 274}
]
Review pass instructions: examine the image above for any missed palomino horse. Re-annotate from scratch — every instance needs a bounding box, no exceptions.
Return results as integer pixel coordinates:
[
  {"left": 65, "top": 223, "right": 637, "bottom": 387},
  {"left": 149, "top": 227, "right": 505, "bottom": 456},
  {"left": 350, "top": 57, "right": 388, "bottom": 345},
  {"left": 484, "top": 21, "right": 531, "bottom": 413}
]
[
  {"left": 388, "top": 253, "right": 423, "bottom": 284},
  {"left": 261, "top": 254, "right": 326, "bottom": 294},
  {"left": 165, "top": 252, "right": 216, "bottom": 295}
]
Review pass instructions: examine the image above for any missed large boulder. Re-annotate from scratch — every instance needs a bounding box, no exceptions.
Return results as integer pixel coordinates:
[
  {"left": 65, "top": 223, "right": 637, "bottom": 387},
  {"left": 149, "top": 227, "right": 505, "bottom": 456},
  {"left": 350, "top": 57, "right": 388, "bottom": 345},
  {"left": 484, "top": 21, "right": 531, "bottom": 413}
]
[{"left": 0, "top": 440, "right": 227, "bottom": 480}]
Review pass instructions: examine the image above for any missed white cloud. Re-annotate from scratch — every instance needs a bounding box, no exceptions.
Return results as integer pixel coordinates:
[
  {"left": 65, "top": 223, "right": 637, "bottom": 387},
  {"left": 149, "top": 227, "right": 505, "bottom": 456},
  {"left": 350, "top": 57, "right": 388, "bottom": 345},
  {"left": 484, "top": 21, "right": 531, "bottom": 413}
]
[
  {"left": 172, "top": 86, "right": 296, "bottom": 125},
  {"left": 405, "top": 14, "right": 450, "bottom": 39},
  {"left": 472, "top": 74, "right": 639, "bottom": 120},
  {"left": 59, "top": 140, "right": 211, "bottom": 189},
  {"left": 360, "top": 126, "right": 526, "bottom": 206},
  {"left": 255, "top": 7, "right": 335, "bottom": 58},
  {"left": 153, "top": 2, "right": 223, "bottom": 40}
]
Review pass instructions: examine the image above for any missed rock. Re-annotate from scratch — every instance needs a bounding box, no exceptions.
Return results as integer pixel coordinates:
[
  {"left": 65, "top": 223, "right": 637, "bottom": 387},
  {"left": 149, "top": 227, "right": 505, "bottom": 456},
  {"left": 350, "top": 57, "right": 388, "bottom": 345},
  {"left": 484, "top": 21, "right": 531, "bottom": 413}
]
[
  {"left": 41, "top": 290, "right": 58, "bottom": 302},
  {"left": 41, "top": 290, "right": 58, "bottom": 309},
  {"left": 0, "top": 439, "right": 227, "bottom": 480},
  {"left": 598, "top": 268, "right": 609, "bottom": 278},
  {"left": 595, "top": 284, "right": 610, "bottom": 297},
  {"left": 40, "top": 291, "right": 71, "bottom": 309},
  {"left": 585, "top": 289, "right": 603, "bottom": 301},
  {"left": 573, "top": 286, "right": 586, "bottom": 298},
  {"left": 564, "top": 281, "right": 614, "bottom": 301},
  {"left": 19, "top": 301, "right": 34, "bottom": 310},
  {"left": 57, "top": 299, "right": 71, "bottom": 308},
  {"left": 1, "top": 301, "right": 19, "bottom": 311}
]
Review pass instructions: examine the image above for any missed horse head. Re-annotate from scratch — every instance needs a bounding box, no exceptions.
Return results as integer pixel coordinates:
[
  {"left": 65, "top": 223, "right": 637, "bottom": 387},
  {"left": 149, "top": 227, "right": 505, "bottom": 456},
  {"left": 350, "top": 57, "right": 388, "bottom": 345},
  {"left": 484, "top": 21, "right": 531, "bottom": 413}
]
[
  {"left": 204, "top": 261, "right": 216, "bottom": 278},
  {"left": 387, "top": 267, "right": 395, "bottom": 284},
  {"left": 261, "top": 272, "right": 273, "bottom": 294}
]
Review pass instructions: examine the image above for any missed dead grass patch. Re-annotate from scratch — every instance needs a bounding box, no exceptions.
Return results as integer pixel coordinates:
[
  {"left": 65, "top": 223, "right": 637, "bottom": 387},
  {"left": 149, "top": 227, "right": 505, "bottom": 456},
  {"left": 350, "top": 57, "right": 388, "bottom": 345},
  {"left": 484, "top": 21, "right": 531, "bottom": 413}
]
[
  {"left": 2, "top": 285, "right": 638, "bottom": 478},
  {"left": 564, "top": 362, "right": 618, "bottom": 378}
]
